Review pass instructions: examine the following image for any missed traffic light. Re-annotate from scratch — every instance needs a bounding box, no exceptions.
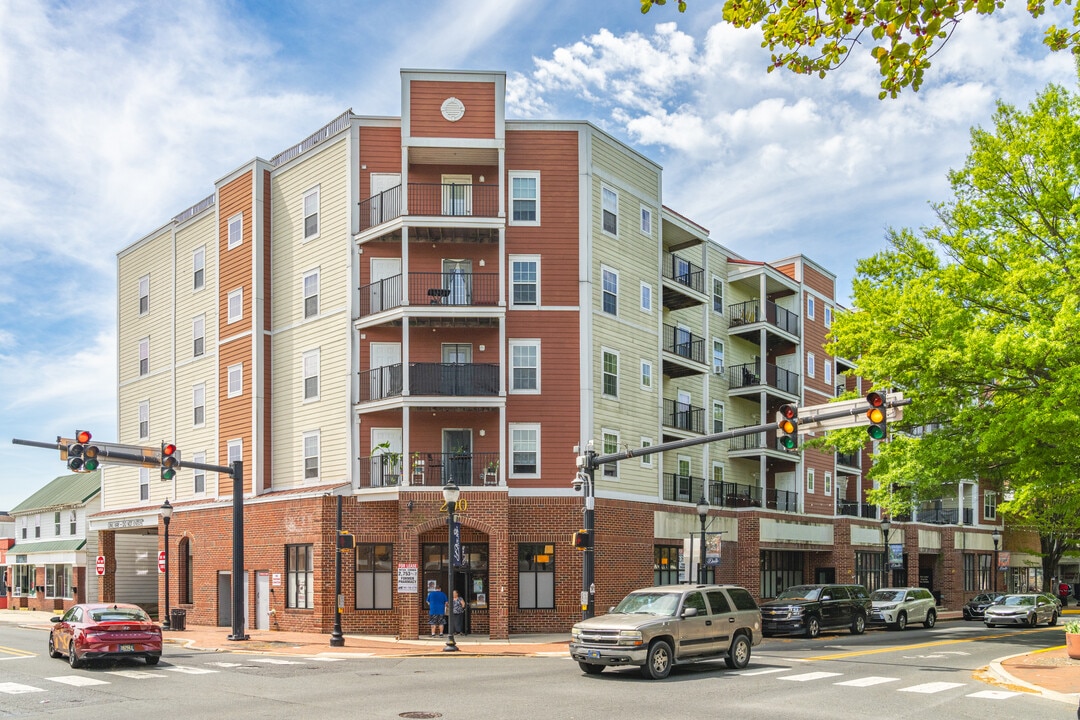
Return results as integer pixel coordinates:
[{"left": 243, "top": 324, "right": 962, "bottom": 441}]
[
  {"left": 67, "top": 430, "right": 98, "bottom": 472},
  {"left": 776, "top": 404, "right": 798, "bottom": 450},
  {"left": 866, "top": 391, "right": 888, "bottom": 440},
  {"left": 161, "top": 442, "right": 179, "bottom": 480},
  {"left": 572, "top": 530, "right": 590, "bottom": 550}
]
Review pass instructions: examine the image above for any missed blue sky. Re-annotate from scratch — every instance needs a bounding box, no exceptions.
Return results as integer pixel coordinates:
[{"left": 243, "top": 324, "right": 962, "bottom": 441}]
[{"left": 0, "top": 0, "right": 1075, "bottom": 511}]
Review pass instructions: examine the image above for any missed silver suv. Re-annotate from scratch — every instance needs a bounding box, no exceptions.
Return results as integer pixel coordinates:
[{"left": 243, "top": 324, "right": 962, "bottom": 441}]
[
  {"left": 569, "top": 584, "right": 762, "bottom": 679},
  {"left": 868, "top": 587, "right": 937, "bottom": 630}
]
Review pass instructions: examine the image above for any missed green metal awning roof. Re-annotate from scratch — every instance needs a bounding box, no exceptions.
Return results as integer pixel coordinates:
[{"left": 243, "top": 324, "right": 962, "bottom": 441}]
[
  {"left": 10, "top": 471, "right": 100, "bottom": 513},
  {"left": 9, "top": 539, "right": 86, "bottom": 554}
]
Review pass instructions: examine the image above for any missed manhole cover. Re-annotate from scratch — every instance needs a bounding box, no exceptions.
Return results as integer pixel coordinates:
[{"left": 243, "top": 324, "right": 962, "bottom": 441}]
[{"left": 399, "top": 713, "right": 442, "bottom": 719}]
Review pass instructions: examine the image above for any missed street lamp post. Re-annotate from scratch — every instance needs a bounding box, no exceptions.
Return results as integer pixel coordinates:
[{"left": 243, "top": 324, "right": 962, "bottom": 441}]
[
  {"left": 442, "top": 482, "right": 460, "bottom": 653},
  {"left": 880, "top": 518, "right": 891, "bottom": 591},
  {"left": 991, "top": 528, "right": 1001, "bottom": 593},
  {"left": 160, "top": 499, "right": 173, "bottom": 631},
  {"left": 697, "top": 496, "right": 709, "bottom": 584},
  {"left": 330, "top": 494, "right": 344, "bottom": 647}
]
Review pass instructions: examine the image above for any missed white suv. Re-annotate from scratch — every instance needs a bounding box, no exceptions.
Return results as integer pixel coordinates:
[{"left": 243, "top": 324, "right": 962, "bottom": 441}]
[{"left": 868, "top": 587, "right": 937, "bottom": 630}]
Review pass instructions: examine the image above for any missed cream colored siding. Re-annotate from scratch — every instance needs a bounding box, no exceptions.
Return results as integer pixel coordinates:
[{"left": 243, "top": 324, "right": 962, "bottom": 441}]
[{"left": 269, "top": 136, "right": 350, "bottom": 489}]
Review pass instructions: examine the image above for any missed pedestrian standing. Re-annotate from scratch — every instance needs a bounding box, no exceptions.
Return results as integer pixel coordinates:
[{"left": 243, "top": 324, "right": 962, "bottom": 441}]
[
  {"left": 1059, "top": 580, "right": 1071, "bottom": 608},
  {"left": 426, "top": 583, "right": 448, "bottom": 637},
  {"left": 451, "top": 589, "right": 466, "bottom": 636}
]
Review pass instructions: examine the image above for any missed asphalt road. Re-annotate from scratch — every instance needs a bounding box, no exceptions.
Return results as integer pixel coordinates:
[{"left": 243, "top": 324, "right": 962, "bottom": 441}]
[{"left": 0, "top": 621, "right": 1068, "bottom": 720}]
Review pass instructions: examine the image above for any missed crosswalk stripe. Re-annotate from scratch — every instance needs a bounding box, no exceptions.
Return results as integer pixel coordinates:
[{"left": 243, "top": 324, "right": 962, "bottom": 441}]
[
  {"left": 966, "top": 690, "right": 1022, "bottom": 700},
  {"left": 733, "top": 668, "right": 791, "bottom": 676},
  {"left": 898, "top": 681, "right": 967, "bottom": 694},
  {"left": 0, "top": 682, "right": 45, "bottom": 694},
  {"left": 305, "top": 657, "right": 347, "bottom": 661},
  {"left": 834, "top": 676, "right": 899, "bottom": 687},
  {"left": 166, "top": 666, "right": 219, "bottom": 674},
  {"left": 778, "top": 671, "right": 843, "bottom": 682},
  {"left": 47, "top": 676, "right": 110, "bottom": 687},
  {"left": 105, "top": 670, "right": 167, "bottom": 679},
  {"left": 249, "top": 658, "right": 305, "bottom": 665}
]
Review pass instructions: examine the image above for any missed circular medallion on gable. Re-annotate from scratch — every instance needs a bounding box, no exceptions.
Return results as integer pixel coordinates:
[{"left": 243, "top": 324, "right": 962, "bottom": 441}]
[{"left": 441, "top": 97, "right": 466, "bottom": 122}]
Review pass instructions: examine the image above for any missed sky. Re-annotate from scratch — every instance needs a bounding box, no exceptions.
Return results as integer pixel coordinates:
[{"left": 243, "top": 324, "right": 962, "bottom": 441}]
[{"left": 0, "top": 0, "right": 1075, "bottom": 511}]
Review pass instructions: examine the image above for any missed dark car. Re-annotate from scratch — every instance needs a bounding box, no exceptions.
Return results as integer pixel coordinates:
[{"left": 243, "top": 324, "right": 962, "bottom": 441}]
[
  {"left": 962, "top": 592, "right": 1006, "bottom": 620},
  {"left": 49, "top": 603, "right": 162, "bottom": 668},
  {"left": 759, "top": 584, "right": 871, "bottom": 638}
]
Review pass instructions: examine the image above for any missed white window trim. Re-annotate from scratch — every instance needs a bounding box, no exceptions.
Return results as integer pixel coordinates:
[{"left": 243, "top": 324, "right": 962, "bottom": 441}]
[
  {"left": 806, "top": 468, "right": 815, "bottom": 493},
  {"left": 228, "top": 288, "right": 243, "bottom": 323},
  {"left": 138, "top": 275, "right": 150, "bottom": 315},
  {"left": 601, "top": 428, "right": 620, "bottom": 479},
  {"left": 824, "top": 305, "right": 833, "bottom": 328},
  {"left": 640, "top": 437, "right": 654, "bottom": 468},
  {"left": 640, "top": 281, "right": 652, "bottom": 313},
  {"left": 824, "top": 471, "right": 832, "bottom": 496},
  {"left": 227, "top": 212, "right": 243, "bottom": 249},
  {"left": 228, "top": 363, "right": 243, "bottom": 398},
  {"left": 193, "top": 452, "right": 207, "bottom": 496},
  {"left": 193, "top": 315, "right": 205, "bottom": 357},
  {"left": 138, "top": 338, "right": 149, "bottom": 376},
  {"left": 227, "top": 439, "right": 243, "bottom": 466},
  {"left": 509, "top": 422, "right": 541, "bottom": 479},
  {"left": 303, "top": 269, "right": 320, "bottom": 319},
  {"left": 639, "top": 204, "right": 652, "bottom": 236},
  {"left": 984, "top": 491, "right": 998, "bottom": 520},
  {"left": 712, "top": 338, "right": 725, "bottom": 375},
  {"left": 509, "top": 255, "right": 540, "bottom": 308},
  {"left": 712, "top": 400, "right": 725, "bottom": 434},
  {"left": 138, "top": 400, "right": 149, "bottom": 440},
  {"left": 303, "top": 430, "right": 320, "bottom": 481},
  {"left": 640, "top": 359, "right": 653, "bottom": 391},
  {"left": 509, "top": 339, "right": 541, "bottom": 394},
  {"left": 712, "top": 276, "right": 724, "bottom": 315},
  {"left": 807, "top": 294, "right": 815, "bottom": 320},
  {"left": 193, "top": 383, "right": 205, "bottom": 428},
  {"left": 601, "top": 347, "right": 619, "bottom": 399},
  {"left": 600, "top": 265, "right": 618, "bottom": 316},
  {"left": 302, "top": 349, "right": 320, "bottom": 402},
  {"left": 807, "top": 351, "right": 816, "bottom": 379},
  {"left": 193, "top": 246, "right": 206, "bottom": 291},
  {"left": 139, "top": 467, "right": 150, "bottom": 501},
  {"left": 508, "top": 170, "right": 540, "bottom": 227},
  {"left": 303, "top": 186, "right": 321, "bottom": 240},
  {"left": 824, "top": 360, "right": 832, "bottom": 385},
  {"left": 601, "top": 184, "right": 618, "bottom": 237}
]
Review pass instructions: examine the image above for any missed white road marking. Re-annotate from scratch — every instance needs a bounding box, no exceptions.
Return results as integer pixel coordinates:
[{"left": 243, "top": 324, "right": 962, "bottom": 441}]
[
  {"left": 248, "top": 658, "right": 305, "bottom": 665},
  {"left": 0, "top": 682, "right": 45, "bottom": 694},
  {"left": 304, "top": 656, "right": 348, "bottom": 661},
  {"left": 834, "top": 676, "right": 899, "bottom": 687},
  {"left": 966, "top": 690, "right": 1022, "bottom": 700},
  {"left": 208, "top": 662, "right": 248, "bottom": 667},
  {"left": 733, "top": 667, "right": 791, "bottom": 676},
  {"left": 105, "top": 670, "right": 167, "bottom": 679},
  {"left": 47, "top": 676, "right": 110, "bottom": 687},
  {"left": 778, "top": 671, "right": 843, "bottom": 682},
  {"left": 898, "top": 681, "right": 967, "bottom": 694},
  {"left": 166, "top": 665, "right": 219, "bottom": 674}
]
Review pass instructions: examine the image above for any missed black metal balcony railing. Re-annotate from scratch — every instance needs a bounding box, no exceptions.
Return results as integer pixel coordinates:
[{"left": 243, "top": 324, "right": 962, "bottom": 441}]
[
  {"left": 408, "top": 272, "right": 498, "bottom": 307},
  {"left": 916, "top": 506, "right": 975, "bottom": 525},
  {"left": 836, "top": 451, "right": 861, "bottom": 468},
  {"left": 361, "top": 451, "right": 500, "bottom": 489},
  {"left": 359, "top": 274, "right": 404, "bottom": 316},
  {"left": 727, "top": 299, "right": 800, "bottom": 336},
  {"left": 663, "top": 473, "right": 705, "bottom": 503},
  {"left": 709, "top": 481, "right": 762, "bottom": 508},
  {"left": 358, "top": 183, "right": 500, "bottom": 231},
  {"left": 765, "top": 487, "right": 799, "bottom": 512},
  {"left": 662, "top": 324, "right": 705, "bottom": 364},
  {"left": 663, "top": 398, "right": 705, "bottom": 433},
  {"left": 838, "top": 500, "right": 878, "bottom": 518},
  {"left": 359, "top": 363, "right": 499, "bottom": 402},
  {"left": 728, "top": 362, "right": 800, "bottom": 395},
  {"left": 727, "top": 428, "right": 799, "bottom": 454},
  {"left": 662, "top": 252, "right": 704, "bottom": 294}
]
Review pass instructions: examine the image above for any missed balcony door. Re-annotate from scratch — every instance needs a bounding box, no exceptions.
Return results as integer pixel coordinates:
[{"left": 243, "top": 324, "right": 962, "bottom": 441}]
[
  {"left": 676, "top": 389, "right": 692, "bottom": 430},
  {"left": 369, "top": 342, "right": 401, "bottom": 400},
  {"left": 677, "top": 455, "right": 692, "bottom": 502},
  {"left": 443, "top": 259, "right": 472, "bottom": 305},
  {"left": 371, "top": 428, "right": 402, "bottom": 487},
  {"left": 370, "top": 172, "right": 400, "bottom": 226},
  {"left": 443, "top": 429, "right": 473, "bottom": 486},
  {"left": 441, "top": 174, "right": 472, "bottom": 216},
  {"left": 370, "top": 257, "right": 400, "bottom": 314}
]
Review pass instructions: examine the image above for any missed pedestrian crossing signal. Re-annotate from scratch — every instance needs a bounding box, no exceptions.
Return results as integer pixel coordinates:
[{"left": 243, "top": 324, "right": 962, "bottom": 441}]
[{"left": 572, "top": 530, "right": 590, "bottom": 550}]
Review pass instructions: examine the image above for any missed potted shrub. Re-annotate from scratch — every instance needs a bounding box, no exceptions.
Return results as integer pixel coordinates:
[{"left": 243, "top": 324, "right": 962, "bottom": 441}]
[
  {"left": 373, "top": 442, "right": 402, "bottom": 486},
  {"left": 411, "top": 452, "right": 425, "bottom": 485},
  {"left": 484, "top": 459, "right": 499, "bottom": 484},
  {"left": 1065, "top": 620, "right": 1080, "bottom": 660}
]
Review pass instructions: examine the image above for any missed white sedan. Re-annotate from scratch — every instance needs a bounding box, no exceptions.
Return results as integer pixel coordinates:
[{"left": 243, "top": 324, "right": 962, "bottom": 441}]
[{"left": 983, "top": 594, "right": 1059, "bottom": 628}]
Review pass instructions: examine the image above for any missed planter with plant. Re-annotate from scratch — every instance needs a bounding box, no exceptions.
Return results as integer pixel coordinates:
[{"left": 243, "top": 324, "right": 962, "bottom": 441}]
[
  {"left": 373, "top": 441, "right": 402, "bottom": 486},
  {"left": 1065, "top": 620, "right": 1080, "bottom": 660},
  {"left": 411, "top": 452, "right": 425, "bottom": 485},
  {"left": 484, "top": 459, "right": 499, "bottom": 484}
]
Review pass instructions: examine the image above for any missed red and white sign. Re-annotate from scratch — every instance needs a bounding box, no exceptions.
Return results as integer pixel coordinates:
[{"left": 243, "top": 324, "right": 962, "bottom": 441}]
[
  {"left": 96, "top": 556, "right": 106, "bottom": 576},
  {"left": 158, "top": 550, "right": 166, "bottom": 573}
]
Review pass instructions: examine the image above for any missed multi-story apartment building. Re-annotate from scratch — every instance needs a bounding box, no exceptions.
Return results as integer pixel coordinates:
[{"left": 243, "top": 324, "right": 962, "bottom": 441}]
[{"left": 95, "top": 68, "right": 1002, "bottom": 638}]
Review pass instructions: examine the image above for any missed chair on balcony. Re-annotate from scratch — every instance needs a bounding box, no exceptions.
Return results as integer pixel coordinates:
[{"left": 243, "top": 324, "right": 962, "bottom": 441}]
[{"left": 427, "top": 288, "right": 450, "bottom": 304}]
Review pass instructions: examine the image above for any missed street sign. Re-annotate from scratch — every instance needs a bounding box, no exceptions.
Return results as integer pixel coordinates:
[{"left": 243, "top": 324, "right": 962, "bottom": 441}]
[
  {"left": 96, "top": 556, "right": 105, "bottom": 576},
  {"left": 158, "top": 550, "right": 166, "bottom": 573}
]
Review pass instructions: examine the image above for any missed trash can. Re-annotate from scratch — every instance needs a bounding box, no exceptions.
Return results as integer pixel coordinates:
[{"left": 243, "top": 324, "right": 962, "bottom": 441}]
[{"left": 170, "top": 608, "right": 186, "bottom": 631}]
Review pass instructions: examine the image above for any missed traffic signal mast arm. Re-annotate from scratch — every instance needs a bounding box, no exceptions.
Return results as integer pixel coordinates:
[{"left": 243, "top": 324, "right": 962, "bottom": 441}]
[{"left": 12, "top": 437, "right": 236, "bottom": 476}]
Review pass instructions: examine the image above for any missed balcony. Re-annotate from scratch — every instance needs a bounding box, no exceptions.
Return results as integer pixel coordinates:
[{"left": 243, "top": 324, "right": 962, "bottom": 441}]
[
  {"left": 727, "top": 427, "right": 801, "bottom": 457},
  {"left": 663, "top": 398, "right": 705, "bottom": 434},
  {"left": 836, "top": 451, "right": 861, "bottom": 469},
  {"left": 728, "top": 299, "right": 800, "bottom": 337},
  {"left": 359, "top": 182, "right": 500, "bottom": 232},
  {"left": 728, "top": 362, "right": 800, "bottom": 396},
  {"left": 915, "top": 506, "right": 974, "bottom": 525},
  {"left": 358, "top": 272, "right": 499, "bottom": 318},
  {"left": 361, "top": 451, "right": 500, "bottom": 489},
  {"left": 359, "top": 363, "right": 500, "bottom": 402},
  {"left": 662, "top": 324, "right": 708, "bottom": 377},
  {"left": 661, "top": 252, "right": 706, "bottom": 309},
  {"left": 838, "top": 500, "right": 878, "bottom": 518},
  {"left": 663, "top": 473, "right": 705, "bottom": 503}
]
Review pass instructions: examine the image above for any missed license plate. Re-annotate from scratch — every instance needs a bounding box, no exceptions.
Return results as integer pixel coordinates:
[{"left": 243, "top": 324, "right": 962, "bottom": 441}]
[
  {"left": 587, "top": 650, "right": 601, "bottom": 659},
  {"left": 120, "top": 644, "right": 135, "bottom": 652}
]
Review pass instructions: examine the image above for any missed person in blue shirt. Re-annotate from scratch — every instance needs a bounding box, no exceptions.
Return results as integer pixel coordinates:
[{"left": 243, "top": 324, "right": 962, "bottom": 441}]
[{"left": 426, "top": 584, "right": 448, "bottom": 637}]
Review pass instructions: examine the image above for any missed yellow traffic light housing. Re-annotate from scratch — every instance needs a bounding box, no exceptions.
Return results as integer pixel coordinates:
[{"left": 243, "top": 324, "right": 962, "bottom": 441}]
[{"left": 776, "top": 404, "right": 798, "bottom": 450}]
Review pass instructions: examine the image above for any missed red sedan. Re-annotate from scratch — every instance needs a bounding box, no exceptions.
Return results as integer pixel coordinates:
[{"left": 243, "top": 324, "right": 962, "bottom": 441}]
[{"left": 49, "top": 603, "right": 162, "bottom": 668}]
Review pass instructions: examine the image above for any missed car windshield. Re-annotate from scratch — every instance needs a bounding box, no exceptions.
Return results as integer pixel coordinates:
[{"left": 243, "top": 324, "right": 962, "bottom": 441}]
[
  {"left": 612, "top": 593, "right": 681, "bottom": 616},
  {"left": 871, "top": 590, "right": 904, "bottom": 602},
  {"left": 1000, "top": 596, "right": 1034, "bottom": 607},
  {"left": 90, "top": 607, "right": 149, "bottom": 622},
  {"left": 776, "top": 587, "right": 820, "bottom": 601}
]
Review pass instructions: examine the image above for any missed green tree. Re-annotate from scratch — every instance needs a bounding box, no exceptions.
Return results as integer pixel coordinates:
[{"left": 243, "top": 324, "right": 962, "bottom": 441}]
[
  {"left": 826, "top": 84, "right": 1080, "bottom": 586},
  {"left": 641, "top": 0, "right": 1080, "bottom": 98}
]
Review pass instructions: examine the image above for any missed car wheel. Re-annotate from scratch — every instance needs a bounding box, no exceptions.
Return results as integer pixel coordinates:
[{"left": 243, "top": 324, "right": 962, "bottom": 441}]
[
  {"left": 805, "top": 616, "right": 821, "bottom": 639},
  {"left": 725, "top": 634, "right": 752, "bottom": 670},
  {"left": 962, "top": 610, "right": 971, "bottom": 621},
  {"left": 146, "top": 655, "right": 161, "bottom": 666},
  {"left": 640, "top": 640, "right": 673, "bottom": 680},
  {"left": 985, "top": 622, "right": 995, "bottom": 628},
  {"left": 923, "top": 609, "right": 936, "bottom": 628},
  {"left": 894, "top": 612, "right": 907, "bottom": 631},
  {"left": 850, "top": 613, "right": 866, "bottom": 635},
  {"left": 48, "top": 633, "right": 62, "bottom": 659},
  {"left": 68, "top": 641, "right": 83, "bottom": 669},
  {"left": 1027, "top": 613, "right": 1037, "bottom": 628},
  {"left": 1048, "top": 612, "right": 1058, "bottom": 627}
]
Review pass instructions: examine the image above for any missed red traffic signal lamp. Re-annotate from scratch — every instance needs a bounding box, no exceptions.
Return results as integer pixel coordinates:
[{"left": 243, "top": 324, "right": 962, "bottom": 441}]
[
  {"left": 866, "top": 392, "right": 888, "bottom": 440},
  {"left": 776, "top": 404, "right": 798, "bottom": 450},
  {"left": 572, "top": 530, "right": 590, "bottom": 550},
  {"left": 161, "top": 442, "right": 179, "bottom": 480},
  {"left": 67, "top": 431, "right": 99, "bottom": 472}
]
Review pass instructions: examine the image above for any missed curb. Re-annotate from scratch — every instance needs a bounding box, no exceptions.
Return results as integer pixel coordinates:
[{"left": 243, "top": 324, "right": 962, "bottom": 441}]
[{"left": 988, "top": 651, "right": 1080, "bottom": 706}]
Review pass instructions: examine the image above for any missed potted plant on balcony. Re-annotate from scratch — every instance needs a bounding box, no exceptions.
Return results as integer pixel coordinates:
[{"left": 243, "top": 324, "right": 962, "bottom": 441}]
[
  {"left": 411, "top": 452, "right": 425, "bottom": 485},
  {"left": 373, "top": 441, "right": 402, "bottom": 486},
  {"left": 1065, "top": 620, "right": 1080, "bottom": 660},
  {"left": 483, "top": 459, "right": 499, "bottom": 485}
]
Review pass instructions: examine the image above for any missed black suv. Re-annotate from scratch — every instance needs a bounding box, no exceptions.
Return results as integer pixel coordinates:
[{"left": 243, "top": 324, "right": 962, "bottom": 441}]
[{"left": 759, "top": 584, "right": 871, "bottom": 638}]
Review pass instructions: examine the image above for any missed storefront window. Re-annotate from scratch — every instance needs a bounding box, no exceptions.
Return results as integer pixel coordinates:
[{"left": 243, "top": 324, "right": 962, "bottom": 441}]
[
  {"left": 356, "top": 544, "right": 393, "bottom": 609},
  {"left": 654, "top": 546, "right": 682, "bottom": 586},
  {"left": 518, "top": 543, "right": 554, "bottom": 609},
  {"left": 12, "top": 565, "right": 34, "bottom": 597},
  {"left": 285, "top": 544, "right": 313, "bottom": 609},
  {"left": 423, "top": 542, "right": 488, "bottom": 610},
  {"left": 44, "top": 564, "right": 73, "bottom": 598},
  {"left": 762, "top": 550, "right": 805, "bottom": 597}
]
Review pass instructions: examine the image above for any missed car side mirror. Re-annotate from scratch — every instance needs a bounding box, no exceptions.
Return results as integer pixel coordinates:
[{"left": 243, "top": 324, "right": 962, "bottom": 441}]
[
  {"left": 821, "top": 595, "right": 832, "bottom": 601},
  {"left": 682, "top": 607, "right": 699, "bottom": 618},
  {"left": 50, "top": 616, "right": 61, "bottom": 623}
]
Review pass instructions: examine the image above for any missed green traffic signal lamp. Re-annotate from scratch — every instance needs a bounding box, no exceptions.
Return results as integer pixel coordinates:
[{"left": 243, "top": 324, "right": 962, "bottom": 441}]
[
  {"left": 866, "top": 391, "right": 888, "bottom": 440},
  {"left": 776, "top": 403, "right": 799, "bottom": 450},
  {"left": 161, "top": 442, "right": 179, "bottom": 480}
]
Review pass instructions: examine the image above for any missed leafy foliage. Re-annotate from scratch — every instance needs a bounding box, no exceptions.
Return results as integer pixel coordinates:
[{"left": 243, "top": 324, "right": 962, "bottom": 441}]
[{"left": 641, "top": 0, "right": 1080, "bottom": 98}]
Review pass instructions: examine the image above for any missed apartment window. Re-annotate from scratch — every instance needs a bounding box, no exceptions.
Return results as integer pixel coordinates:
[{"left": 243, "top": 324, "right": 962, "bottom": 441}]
[
  {"left": 655, "top": 546, "right": 681, "bottom": 586},
  {"left": 640, "top": 437, "right": 654, "bottom": 468},
  {"left": 69, "top": 510, "right": 76, "bottom": 535},
  {"left": 640, "top": 205, "right": 652, "bottom": 235},
  {"left": 824, "top": 305, "right": 833, "bottom": 328},
  {"left": 138, "top": 338, "right": 149, "bottom": 376},
  {"left": 824, "top": 471, "right": 832, "bottom": 496},
  {"left": 601, "top": 267, "right": 618, "bottom": 315},
  {"left": 713, "top": 277, "right": 724, "bottom": 314},
  {"left": 303, "top": 350, "right": 320, "bottom": 401},
  {"left": 807, "top": 351, "right": 816, "bottom": 378},
  {"left": 602, "top": 349, "right": 618, "bottom": 398},
  {"left": 303, "top": 187, "right": 320, "bottom": 239},
  {"left": 712, "top": 401, "right": 725, "bottom": 434},
  {"left": 54, "top": 511, "right": 61, "bottom": 536},
  {"left": 228, "top": 363, "right": 243, "bottom": 398},
  {"left": 356, "top": 544, "right": 393, "bottom": 609},
  {"left": 286, "top": 544, "right": 314, "bottom": 609},
  {"left": 510, "top": 340, "right": 539, "bottom": 392},
  {"left": 138, "top": 275, "right": 149, "bottom": 315},
  {"left": 807, "top": 294, "right": 815, "bottom": 320},
  {"left": 303, "top": 270, "right": 320, "bottom": 319},
  {"left": 602, "top": 431, "right": 619, "bottom": 479},
  {"left": 193, "top": 452, "right": 206, "bottom": 494},
  {"left": 139, "top": 467, "right": 149, "bottom": 501},
  {"left": 601, "top": 185, "right": 618, "bottom": 235},
  {"left": 824, "top": 360, "right": 832, "bottom": 385},
  {"left": 509, "top": 424, "right": 539, "bottom": 477},
  {"left": 228, "top": 288, "right": 243, "bottom": 323},
  {"left": 193, "top": 246, "right": 205, "bottom": 291},
  {"left": 193, "top": 315, "right": 205, "bottom": 357},
  {"left": 713, "top": 462, "right": 724, "bottom": 487},
  {"left": 806, "top": 468, "right": 815, "bottom": 494},
  {"left": 713, "top": 339, "right": 725, "bottom": 374},
  {"left": 34, "top": 516, "right": 40, "bottom": 538},
  {"left": 303, "top": 431, "right": 320, "bottom": 480},
  {"left": 641, "top": 360, "right": 653, "bottom": 390},
  {"left": 984, "top": 492, "right": 998, "bottom": 520},
  {"left": 510, "top": 257, "right": 539, "bottom": 307},
  {"left": 193, "top": 384, "right": 205, "bottom": 427},
  {"left": 20, "top": 518, "right": 26, "bottom": 539},
  {"left": 509, "top": 171, "right": 539, "bottom": 225},
  {"left": 228, "top": 439, "right": 242, "bottom": 465},
  {"left": 228, "top": 213, "right": 243, "bottom": 249},
  {"left": 640, "top": 282, "right": 652, "bottom": 312},
  {"left": 139, "top": 400, "right": 149, "bottom": 440},
  {"left": 518, "top": 543, "right": 555, "bottom": 609}
]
